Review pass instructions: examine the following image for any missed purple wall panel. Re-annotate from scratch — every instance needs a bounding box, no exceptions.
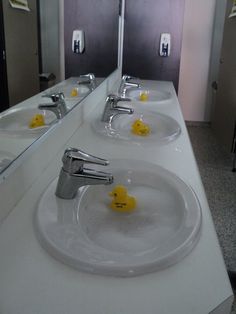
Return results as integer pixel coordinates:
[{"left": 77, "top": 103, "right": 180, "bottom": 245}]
[
  {"left": 64, "top": 0, "right": 119, "bottom": 78},
  {"left": 123, "top": 0, "right": 185, "bottom": 91}
]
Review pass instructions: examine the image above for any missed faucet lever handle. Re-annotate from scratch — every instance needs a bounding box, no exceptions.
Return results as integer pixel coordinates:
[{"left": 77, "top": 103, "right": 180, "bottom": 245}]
[
  {"left": 106, "top": 94, "right": 131, "bottom": 104},
  {"left": 79, "top": 73, "right": 95, "bottom": 80},
  {"left": 62, "top": 148, "right": 109, "bottom": 173},
  {"left": 122, "top": 74, "right": 139, "bottom": 82},
  {"left": 42, "top": 92, "right": 65, "bottom": 102}
]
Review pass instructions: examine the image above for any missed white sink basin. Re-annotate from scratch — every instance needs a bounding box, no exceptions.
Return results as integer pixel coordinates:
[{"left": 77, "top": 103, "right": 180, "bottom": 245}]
[
  {"left": 35, "top": 159, "right": 202, "bottom": 277},
  {"left": 126, "top": 88, "right": 172, "bottom": 103},
  {"left": 92, "top": 112, "right": 181, "bottom": 145},
  {"left": 0, "top": 107, "right": 56, "bottom": 136}
]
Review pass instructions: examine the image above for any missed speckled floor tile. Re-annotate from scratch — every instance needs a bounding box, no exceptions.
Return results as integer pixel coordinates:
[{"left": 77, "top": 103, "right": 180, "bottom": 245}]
[
  {"left": 187, "top": 125, "right": 233, "bottom": 170},
  {"left": 199, "top": 166, "right": 236, "bottom": 269},
  {"left": 187, "top": 125, "right": 236, "bottom": 312}
]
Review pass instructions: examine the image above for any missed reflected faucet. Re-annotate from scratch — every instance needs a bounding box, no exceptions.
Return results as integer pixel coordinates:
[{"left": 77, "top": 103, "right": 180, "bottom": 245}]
[
  {"left": 39, "top": 92, "right": 67, "bottom": 119},
  {"left": 101, "top": 94, "right": 133, "bottom": 124},
  {"left": 78, "top": 73, "right": 97, "bottom": 91},
  {"left": 118, "top": 74, "right": 141, "bottom": 98},
  {"left": 55, "top": 148, "right": 113, "bottom": 199}
]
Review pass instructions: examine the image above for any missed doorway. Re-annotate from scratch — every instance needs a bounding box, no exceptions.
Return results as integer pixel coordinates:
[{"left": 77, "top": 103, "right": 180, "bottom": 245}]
[{"left": 1, "top": 0, "right": 40, "bottom": 108}]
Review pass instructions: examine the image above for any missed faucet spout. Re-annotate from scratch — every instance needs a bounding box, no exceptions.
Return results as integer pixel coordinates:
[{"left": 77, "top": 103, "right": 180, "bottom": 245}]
[
  {"left": 114, "top": 106, "right": 133, "bottom": 114},
  {"left": 75, "top": 168, "right": 113, "bottom": 186},
  {"left": 55, "top": 168, "right": 113, "bottom": 199},
  {"left": 39, "top": 102, "right": 66, "bottom": 119},
  {"left": 107, "top": 106, "right": 133, "bottom": 124}
]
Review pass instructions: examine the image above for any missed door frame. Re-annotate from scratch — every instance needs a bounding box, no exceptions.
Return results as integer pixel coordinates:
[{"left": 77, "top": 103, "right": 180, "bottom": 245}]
[{"left": 0, "top": 0, "right": 9, "bottom": 111}]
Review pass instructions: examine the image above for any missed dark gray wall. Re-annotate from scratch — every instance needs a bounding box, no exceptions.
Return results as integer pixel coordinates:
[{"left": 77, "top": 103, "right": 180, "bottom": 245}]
[
  {"left": 123, "top": 0, "right": 185, "bottom": 91},
  {"left": 64, "top": 0, "right": 119, "bottom": 78}
]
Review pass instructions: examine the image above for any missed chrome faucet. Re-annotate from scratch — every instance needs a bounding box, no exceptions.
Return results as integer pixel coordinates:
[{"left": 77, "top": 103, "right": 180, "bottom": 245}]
[
  {"left": 78, "top": 73, "right": 97, "bottom": 90},
  {"left": 39, "top": 92, "right": 67, "bottom": 119},
  {"left": 55, "top": 148, "right": 113, "bottom": 199},
  {"left": 118, "top": 75, "right": 141, "bottom": 97},
  {"left": 101, "top": 94, "right": 133, "bottom": 124}
]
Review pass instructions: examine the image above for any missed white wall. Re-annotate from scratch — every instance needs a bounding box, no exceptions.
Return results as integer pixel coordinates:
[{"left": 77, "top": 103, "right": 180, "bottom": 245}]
[{"left": 178, "top": 0, "right": 217, "bottom": 122}]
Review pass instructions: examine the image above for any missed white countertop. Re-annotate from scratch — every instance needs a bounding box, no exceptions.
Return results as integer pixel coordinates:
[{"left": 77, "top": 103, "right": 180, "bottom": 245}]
[{"left": 0, "top": 80, "right": 233, "bottom": 314}]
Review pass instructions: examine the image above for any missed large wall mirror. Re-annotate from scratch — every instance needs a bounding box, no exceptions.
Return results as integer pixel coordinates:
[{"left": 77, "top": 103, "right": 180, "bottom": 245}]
[{"left": 0, "top": 0, "right": 119, "bottom": 175}]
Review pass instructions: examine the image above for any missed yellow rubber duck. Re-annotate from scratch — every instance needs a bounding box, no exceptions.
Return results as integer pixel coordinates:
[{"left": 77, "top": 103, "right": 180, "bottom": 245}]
[
  {"left": 109, "top": 185, "right": 136, "bottom": 213},
  {"left": 29, "top": 114, "right": 45, "bottom": 129},
  {"left": 131, "top": 119, "right": 150, "bottom": 136}
]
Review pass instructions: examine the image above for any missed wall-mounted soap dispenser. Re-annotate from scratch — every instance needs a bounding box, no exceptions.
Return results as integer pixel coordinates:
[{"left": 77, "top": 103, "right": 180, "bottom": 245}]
[
  {"left": 159, "top": 33, "right": 171, "bottom": 57},
  {"left": 72, "top": 30, "right": 85, "bottom": 54}
]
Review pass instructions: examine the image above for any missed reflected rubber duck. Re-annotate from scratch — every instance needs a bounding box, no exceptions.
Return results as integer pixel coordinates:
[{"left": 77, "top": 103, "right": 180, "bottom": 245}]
[
  {"left": 70, "top": 88, "right": 79, "bottom": 97},
  {"left": 29, "top": 114, "right": 45, "bottom": 129},
  {"left": 139, "top": 91, "right": 149, "bottom": 101},
  {"left": 109, "top": 185, "right": 136, "bottom": 213}
]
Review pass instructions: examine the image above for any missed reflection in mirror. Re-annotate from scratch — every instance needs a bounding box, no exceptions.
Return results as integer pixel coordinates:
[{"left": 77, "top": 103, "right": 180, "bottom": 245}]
[
  {"left": 64, "top": 0, "right": 119, "bottom": 78},
  {"left": 0, "top": 0, "right": 119, "bottom": 175}
]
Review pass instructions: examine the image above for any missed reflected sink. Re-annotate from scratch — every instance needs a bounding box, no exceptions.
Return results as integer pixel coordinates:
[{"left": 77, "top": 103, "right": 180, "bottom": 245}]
[
  {"left": 0, "top": 107, "right": 56, "bottom": 136},
  {"left": 92, "top": 112, "right": 181, "bottom": 145},
  {"left": 35, "top": 159, "right": 202, "bottom": 277},
  {"left": 126, "top": 88, "right": 172, "bottom": 103},
  {"left": 49, "top": 84, "right": 90, "bottom": 101}
]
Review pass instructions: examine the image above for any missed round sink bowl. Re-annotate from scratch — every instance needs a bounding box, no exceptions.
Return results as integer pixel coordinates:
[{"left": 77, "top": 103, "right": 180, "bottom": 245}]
[
  {"left": 0, "top": 107, "right": 56, "bottom": 136},
  {"left": 92, "top": 112, "right": 181, "bottom": 145},
  {"left": 126, "top": 88, "right": 172, "bottom": 103},
  {"left": 35, "top": 159, "right": 202, "bottom": 277}
]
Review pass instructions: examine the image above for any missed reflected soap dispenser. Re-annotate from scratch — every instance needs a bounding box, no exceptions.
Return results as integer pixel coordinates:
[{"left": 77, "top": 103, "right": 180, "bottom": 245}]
[
  {"left": 72, "top": 30, "right": 85, "bottom": 54},
  {"left": 159, "top": 33, "right": 171, "bottom": 57}
]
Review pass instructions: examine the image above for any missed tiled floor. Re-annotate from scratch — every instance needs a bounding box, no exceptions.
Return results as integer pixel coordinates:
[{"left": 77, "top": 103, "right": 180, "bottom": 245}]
[{"left": 187, "top": 124, "right": 236, "bottom": 313}]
